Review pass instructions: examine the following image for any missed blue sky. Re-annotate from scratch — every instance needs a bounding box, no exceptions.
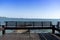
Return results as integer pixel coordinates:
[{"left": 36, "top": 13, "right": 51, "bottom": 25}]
[{"left": 0, "top": 0, "right": 60, "bottom": 19}]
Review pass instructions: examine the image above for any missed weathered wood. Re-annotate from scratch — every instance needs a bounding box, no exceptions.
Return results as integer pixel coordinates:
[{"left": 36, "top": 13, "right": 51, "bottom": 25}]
[
  {"left": 0, "top": 33, "right": 40, "bottom": 40},
  {"left": 0, "top": 27, "right": 4, "bottom": 31},
  {"left": 4, "top": 27, "right": 52, "bottom": 30},
  {"left": 0, "top": 33, "right": 60, "bottom": 40},
  {"left": 52, "top": 25, "right": 55, "bottom": 34},
  {"left": 40, "top": 33, "right": 60, "bottom": 40},
  {"left": 55, "top": 28, "right": 60, "bottom": 32},
  {"left": 2, "top": 25, "right": 5, "bottom": 35},
  {"left": 5, "top": 21, "right": 52, "bottom": 27},
  {"left": 3, "top": 21, "right": 57, "bottom": 35},
  {"left": 56, "top": 22, "right": 60, "bottom": 33}
]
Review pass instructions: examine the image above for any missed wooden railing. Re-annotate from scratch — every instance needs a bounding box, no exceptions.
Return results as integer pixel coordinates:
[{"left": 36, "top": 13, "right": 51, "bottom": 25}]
[
  {"left": 2, "top": 25, "right": 57, "bottom": 35},
  {"left": 1, "top": 21, "right": 60, "bottom": 36}
]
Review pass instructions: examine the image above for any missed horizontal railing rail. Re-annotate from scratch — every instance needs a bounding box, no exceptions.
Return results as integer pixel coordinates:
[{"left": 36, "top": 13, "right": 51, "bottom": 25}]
[{"left": 4, "top": 27, "right": 52, "bottom": 30}]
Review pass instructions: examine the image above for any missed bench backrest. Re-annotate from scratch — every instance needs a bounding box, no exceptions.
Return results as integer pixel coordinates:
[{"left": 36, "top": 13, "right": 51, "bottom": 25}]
[
  {"left": 57, "top": 22, "right": 60, "bottom": 29},
  {"left": 5, "top": 21, "right": 52, "bottom": 27}
]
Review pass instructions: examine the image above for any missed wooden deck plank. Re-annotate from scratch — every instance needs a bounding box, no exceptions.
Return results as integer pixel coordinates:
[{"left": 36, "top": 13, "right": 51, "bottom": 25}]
[
  {"left": 51, "top": 34, "right": 60, "bottom": 40},
  {"left": 0, "top": 33, "right": 40, "bottom": 40},
  {"left": 0, "top": 27, "right": 4, "bottom": 31},
  {"left": 0, "top": 33, "right": 60, "bottom": 40},
  {"left": 40, "top": 33, "right": 60, "bottom": 40}
]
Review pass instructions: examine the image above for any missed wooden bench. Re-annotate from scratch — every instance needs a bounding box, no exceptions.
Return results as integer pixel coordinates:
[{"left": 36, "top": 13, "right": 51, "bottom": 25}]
[{"left": 2, "top": 21, "right": 54, "bottom": 35}]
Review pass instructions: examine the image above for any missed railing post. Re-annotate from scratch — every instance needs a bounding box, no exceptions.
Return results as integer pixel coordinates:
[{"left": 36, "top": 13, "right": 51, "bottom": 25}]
[
  {"left": 5, "top": 22, "right": 7, "bottom": 27},
  {"left": 33, "top": 22, "right": 34, "bottom": 27},
  {"left": 52, "top": 25, "right": 55, "bottom": 34},
  {"left": 41, "top": 22, "right": 43, "bottom": 27},
  {"left": 57, "top": 22, "right": 59, "bottom": 29},
  {"left": 16, "top": 22, "right": 17, "bottom": 27},
  {"left": 50, "top": 22, "right": 52, "bottom": 27},
  {"left": 2, "top": 25, "right": 5, "bottom": 35}
]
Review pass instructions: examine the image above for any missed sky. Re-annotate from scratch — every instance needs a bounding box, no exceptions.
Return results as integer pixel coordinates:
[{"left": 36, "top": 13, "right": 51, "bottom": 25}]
[{"left": 0, "top": 0, "right": 60, "bottom": 19}]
